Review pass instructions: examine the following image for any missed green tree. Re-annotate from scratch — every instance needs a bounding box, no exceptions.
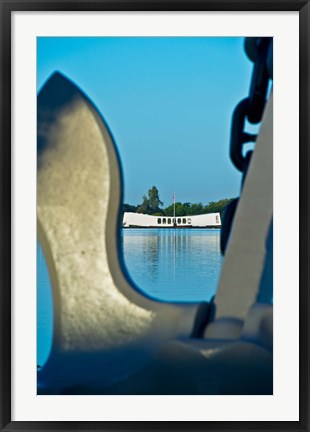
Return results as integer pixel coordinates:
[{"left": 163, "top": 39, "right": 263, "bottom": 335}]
[
  {"left": 136, "top": 186, "right": 163, "bottom": 215},
  {"left": 204, "top": 198, "right": 234, "bottom": 219},
  {"left": 148, "top": 186, "right": 163, "bottom": 213},
  {"left": 137, "top": 195, "right": 150, "bottom": 214},
  {"left": 122, "top": 203, "right": 138, "bottom": 213},
  {"left": 188, "top": 202, "right": 205, "bottom": 215},
  {"left": 132, "top": 191, "right": 234, "bottom": 220},
  {"left": 162, "top": 198, "right": 234, "bottom": 218}
]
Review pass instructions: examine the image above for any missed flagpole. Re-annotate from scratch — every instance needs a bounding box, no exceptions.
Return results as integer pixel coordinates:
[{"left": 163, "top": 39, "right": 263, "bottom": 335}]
[
  {"left": 173, "top": 192, "right": 176, "bottom": 277},
  {"left": 173, "top": 192, "right": 176, "bottom": 226}
]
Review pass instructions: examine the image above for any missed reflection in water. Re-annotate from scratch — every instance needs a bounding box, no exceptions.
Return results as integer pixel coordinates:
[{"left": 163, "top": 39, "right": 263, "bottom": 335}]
[
  {"left": 37, "top": 242, "right": 53, "bottom": 366},
  {"left": 37, "top": 228, "right": 222, "bottom": 365},
  {"left": 122, "top": 228, "right": 222, "bottom": 302}
]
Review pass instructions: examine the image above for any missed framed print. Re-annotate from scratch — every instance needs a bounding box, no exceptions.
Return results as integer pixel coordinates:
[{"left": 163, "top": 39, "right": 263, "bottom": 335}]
[{"left": 1, "top": 0, "right": 309, "bottom": 430}]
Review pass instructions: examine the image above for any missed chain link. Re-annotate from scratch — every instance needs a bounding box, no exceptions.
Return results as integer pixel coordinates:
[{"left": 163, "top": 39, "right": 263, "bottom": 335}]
[
  {"left": 230, "top": 98, "right": 256, "bottom": 171},
  {"left": 221, "top": 38, "right": 273, "bottom": 256},
  {"left": 230, "top": 37, "right": 273, "bottom": 172}
]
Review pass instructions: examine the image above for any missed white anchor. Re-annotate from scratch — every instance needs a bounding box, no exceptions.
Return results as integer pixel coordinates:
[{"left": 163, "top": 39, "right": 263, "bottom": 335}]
[{"left": 37, "top": 72, "right": 273, "bottom": 395}]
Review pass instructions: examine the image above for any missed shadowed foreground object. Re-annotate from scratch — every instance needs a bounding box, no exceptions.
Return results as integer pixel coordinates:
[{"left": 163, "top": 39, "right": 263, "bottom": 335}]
[{"left": 37, "top": 72, "right": 272, "bottom": 395}]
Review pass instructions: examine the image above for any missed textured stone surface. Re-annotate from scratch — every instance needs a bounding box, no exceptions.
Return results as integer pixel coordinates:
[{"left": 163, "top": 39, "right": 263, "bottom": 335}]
[
  {"left": 38, "top": 96, "right": 155, "bottom": 352},
  {"left": 37, "top": 73, "right": 273, "bottom": 394},
  {"left": 37, "top": 74, "right": 197, "bottom": 372}
]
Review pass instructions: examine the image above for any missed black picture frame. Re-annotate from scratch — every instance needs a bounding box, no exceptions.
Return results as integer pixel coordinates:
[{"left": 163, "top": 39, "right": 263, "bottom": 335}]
[{"left": 1, "top": 0, "right": 309, "bottom": 430}]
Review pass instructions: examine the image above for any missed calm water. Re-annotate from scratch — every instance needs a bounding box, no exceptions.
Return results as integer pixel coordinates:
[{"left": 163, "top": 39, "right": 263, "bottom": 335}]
[
  {"left": 37, "top": 228, "right": 222, "bottom": 366},
  {"left": 122, "top": 229, "right": 222, "bottom": 302}
]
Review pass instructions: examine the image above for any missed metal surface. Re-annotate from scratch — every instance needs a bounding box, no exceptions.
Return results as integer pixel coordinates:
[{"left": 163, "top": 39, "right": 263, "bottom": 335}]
[
  {"left": 230, "top": 37, "right": 272, "bottom": 172},
  {"left": 37, "top": 72, "right": 197, "bottom": 391},
  {"left": 215, "top": 92, "right": 273, "bottom": 320},
  {"left": 230, "top": 98, "right": 257, "bottom": 171}
]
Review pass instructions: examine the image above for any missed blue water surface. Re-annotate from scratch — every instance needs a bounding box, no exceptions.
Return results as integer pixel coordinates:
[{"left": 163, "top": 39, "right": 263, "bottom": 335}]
[
  {"left": 121, "top": 228, "right": 222, "bottom": 302},
  {"left": 37, "top": 242, "right": 54, "bottom": 368},
  {"left": 37, "top": 228, "right": 222, "bottom": 366}
]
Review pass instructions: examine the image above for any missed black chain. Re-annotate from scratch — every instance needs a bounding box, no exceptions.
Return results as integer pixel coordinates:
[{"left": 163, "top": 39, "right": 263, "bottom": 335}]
[
  {"left": 230, "top": 37, "right": 273, "bottom": 172},
  {"left": 230, "top": 98, "right": 256, "bottom": 171},
  {"left": 221, "top": 38, "right": 273, "bottom": 256}
]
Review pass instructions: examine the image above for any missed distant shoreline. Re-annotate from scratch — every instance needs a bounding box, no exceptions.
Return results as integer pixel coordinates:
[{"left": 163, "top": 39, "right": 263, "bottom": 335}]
[{"left": 122, "top": 227, "right": 221, "bottom": 230}]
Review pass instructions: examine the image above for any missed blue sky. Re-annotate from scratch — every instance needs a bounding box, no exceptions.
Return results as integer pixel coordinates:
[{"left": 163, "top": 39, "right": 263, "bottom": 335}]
[{"left": 37, "top": 37, "right": 253, "bottom": 207}]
